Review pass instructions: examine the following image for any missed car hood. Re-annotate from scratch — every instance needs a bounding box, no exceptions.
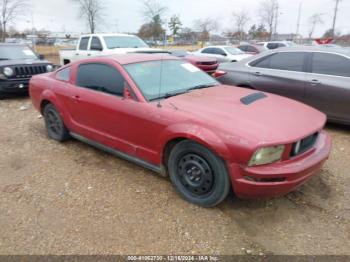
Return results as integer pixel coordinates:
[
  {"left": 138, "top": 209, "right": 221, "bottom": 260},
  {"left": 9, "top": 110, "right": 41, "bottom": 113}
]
[
  {"left": 162, "top": 85, "right": 326, "bottom": 145},
  {"left": 0, "top": 58, "right": 52, "bottom": 66}
]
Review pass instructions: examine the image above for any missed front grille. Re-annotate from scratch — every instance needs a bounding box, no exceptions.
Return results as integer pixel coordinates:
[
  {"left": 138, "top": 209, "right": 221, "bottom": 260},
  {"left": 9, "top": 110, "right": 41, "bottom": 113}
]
[
  {"left": 13, "top": 65, "right": 47, "bottom": 78},
  {"left": 196, "top": 61, "right": 217, "bottom": 66},
  {"left": 290, "top": 133, "right": 319, "bottom": 157}
]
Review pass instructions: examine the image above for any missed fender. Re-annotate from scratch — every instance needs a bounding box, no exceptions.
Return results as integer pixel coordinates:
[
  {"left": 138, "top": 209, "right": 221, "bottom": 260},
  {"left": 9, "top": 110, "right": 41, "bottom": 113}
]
[
  {"left": 40, "top": 89, "right": 74, "bottom": 130},
  {"left": 158, "top": 122, "right": 232, "bottom": 161}
]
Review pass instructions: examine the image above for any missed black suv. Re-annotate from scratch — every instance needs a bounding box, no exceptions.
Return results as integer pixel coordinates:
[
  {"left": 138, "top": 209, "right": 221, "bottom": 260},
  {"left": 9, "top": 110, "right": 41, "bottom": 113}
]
[{"left": 0, "top": 43, "right": 53, "bottom": 98}]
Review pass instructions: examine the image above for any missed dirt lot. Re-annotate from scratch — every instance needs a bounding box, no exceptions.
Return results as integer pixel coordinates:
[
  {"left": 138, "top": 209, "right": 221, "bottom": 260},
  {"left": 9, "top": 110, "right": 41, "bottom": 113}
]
[{"left": 0, "top": 97, "right": 349, "bottom": 255}]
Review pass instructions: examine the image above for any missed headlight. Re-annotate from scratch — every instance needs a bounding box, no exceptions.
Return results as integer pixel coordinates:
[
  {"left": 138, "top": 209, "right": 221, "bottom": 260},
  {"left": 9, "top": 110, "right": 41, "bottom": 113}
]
[
  {"left": 248, "top": 145, "right": 285, "bottom": 166},
  {"left": 3, "top": 67, "right": 14, "bottom": 77},
  {"left": 46, "top": 65, "right": 53, "bottom": 72}
]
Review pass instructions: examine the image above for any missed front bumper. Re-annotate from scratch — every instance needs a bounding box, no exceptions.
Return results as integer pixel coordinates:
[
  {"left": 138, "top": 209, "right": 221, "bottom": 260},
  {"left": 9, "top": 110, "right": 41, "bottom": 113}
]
[
  {"left": 228, "top": 131, "right": 332, "bottom": 199},
  {"left": 0, "top": 79, "right": 30, "bottom": 94}
]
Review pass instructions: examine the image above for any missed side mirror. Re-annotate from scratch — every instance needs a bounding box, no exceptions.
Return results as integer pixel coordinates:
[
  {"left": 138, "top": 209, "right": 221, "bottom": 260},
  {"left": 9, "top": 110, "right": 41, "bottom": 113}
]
[
  {"left": 38, "top": 54, "right": 45, "bottom": 60},
  {"left": 221, "top": 53, "right": 227, "bottom": 57},
  {"left": 91, "top": 45, "right": 103, "bottom": 51}
]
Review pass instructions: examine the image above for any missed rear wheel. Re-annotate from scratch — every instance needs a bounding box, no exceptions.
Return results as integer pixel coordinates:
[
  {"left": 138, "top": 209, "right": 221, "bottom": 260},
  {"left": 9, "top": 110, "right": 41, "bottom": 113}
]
[
  {"left": 43, "top": 103, "right": 70, "bottom": 142},
  {"left": 168, "top": 140, "right": 231, "bottom": 207}
]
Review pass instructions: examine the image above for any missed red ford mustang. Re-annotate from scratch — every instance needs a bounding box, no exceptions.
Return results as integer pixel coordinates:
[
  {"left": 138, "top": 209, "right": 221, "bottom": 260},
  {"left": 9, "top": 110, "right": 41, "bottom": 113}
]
[{"left": 29, "top": 54, "right": 332, "bottom": 207}]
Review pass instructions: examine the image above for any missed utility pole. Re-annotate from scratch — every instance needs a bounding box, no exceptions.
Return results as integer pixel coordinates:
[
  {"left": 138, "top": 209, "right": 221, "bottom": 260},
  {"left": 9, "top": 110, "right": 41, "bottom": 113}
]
[
  {"left": 295, "top": 2, "right": 302, "bottom": 42},
  {"left": 331, "top": 0, "right": 341, "bottom": 38}
]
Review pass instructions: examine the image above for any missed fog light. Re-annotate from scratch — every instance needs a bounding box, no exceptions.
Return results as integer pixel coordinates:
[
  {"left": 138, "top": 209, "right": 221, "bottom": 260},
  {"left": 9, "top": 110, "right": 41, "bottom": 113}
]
[{"left": 19, "top": 84, "right": 24, "bottom": 89}]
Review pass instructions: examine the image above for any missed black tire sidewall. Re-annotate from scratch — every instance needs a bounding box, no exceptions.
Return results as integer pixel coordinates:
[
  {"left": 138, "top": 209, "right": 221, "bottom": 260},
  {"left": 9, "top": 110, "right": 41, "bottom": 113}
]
[
  {"left": 168, "top": 140, "right": 231, "bottom": 207},
  {"left": 43, "top": 104, "right": 69, "bottom": 142}
]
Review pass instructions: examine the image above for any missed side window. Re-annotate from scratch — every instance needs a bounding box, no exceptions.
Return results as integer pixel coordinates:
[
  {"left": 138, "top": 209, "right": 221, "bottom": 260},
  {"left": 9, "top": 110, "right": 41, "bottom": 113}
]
[
  {"left": 56, "top": 67, "right": 71, "bottom": 81},
  {"left": 252, "top": 52, "right": 305, "bottom": 72},
  {"left": 79, "top": 37, "right": 90, "bottom": 50},
  {"left": 202, "top": 48, "right": 213, "bottom": 54},
  {"left": 213, "top": 48, "right": 226, "bottom": 55},
  {"left": 239, "top": 46, "right": 248, "bottom": 52},
  {"left": 311, "top": 53, "right": 350, "bottom": 77},
  {"left": 267, "top": 43, "right": 279, "bottom": 49},
  {"left": 90, "top": 37, "right": 103, "bottom": 51},
  {"left": 76, "top": 63, "right": 125, "bottom": 96}
]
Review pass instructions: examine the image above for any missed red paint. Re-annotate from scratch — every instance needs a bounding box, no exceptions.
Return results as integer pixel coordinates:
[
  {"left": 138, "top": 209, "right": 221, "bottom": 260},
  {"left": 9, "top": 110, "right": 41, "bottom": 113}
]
[
  {"left": 29, "top": 54, "right": 332, "bottom": 199},
  {"left": 183, "top": 55, "right": 219, "bottom": 74},
  {"left": 315, "top": 38, "right": 333, "bottom": 45}
]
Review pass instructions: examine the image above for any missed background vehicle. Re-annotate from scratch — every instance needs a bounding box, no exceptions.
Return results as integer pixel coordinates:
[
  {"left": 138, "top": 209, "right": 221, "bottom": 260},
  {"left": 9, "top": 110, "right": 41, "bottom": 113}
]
[
  {"left": 0, "top": 43, "right": 53, "bottom": 98},
  {"left": 256, "top": 41, "right": 296, "bottom": 50},
  {"left": 59, "top": 33, "right": 159, "bottom": 65},
  {"left": 30, "top": 54, "right": 330, "bottom": 207},
  {"left": 237, "top": 44, "right": 265, "bottom": 54},
  {"left": 193, "top": 46, "right": 252, "bottom": 63},
  {"left": 167, "top": 50, "right": 218, "bottom": 74},
  {"left": 217, "top": 46, "right": 350, "bottom": 125}
]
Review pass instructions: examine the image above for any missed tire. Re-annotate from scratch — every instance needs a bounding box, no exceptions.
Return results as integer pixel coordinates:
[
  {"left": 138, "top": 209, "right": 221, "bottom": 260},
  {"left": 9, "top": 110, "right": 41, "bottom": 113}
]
[
  {"left": 168, "top": 140, "right": 231, "bottom": 207},
  {"left": 43, "top": 103, "right": 70, "bottom": 142}
]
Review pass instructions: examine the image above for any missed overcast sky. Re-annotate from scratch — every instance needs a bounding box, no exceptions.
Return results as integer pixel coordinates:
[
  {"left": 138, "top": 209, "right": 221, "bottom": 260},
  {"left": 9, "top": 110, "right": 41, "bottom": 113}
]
[{"left": 15, "top": 0, "right": 350, "bottom": 37}]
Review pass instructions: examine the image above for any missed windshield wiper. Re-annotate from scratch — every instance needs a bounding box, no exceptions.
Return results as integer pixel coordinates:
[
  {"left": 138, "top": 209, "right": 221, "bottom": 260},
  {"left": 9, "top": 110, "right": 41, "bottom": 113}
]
[
  {"left": 149, "top": 90, "right": 189, "bottom": 101},
  {"left": 187, "top": 84, "right": 218, "bottom": 91}
]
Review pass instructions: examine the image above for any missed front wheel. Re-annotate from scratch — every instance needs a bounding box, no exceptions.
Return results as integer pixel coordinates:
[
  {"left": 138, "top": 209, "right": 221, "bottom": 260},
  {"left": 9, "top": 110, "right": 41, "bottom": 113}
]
[
  {"left": 168, "top": 140, "right": 231, "bottom": 207},
  {"left": 43, "top": 103, "right": 70, "bottom": 142}
]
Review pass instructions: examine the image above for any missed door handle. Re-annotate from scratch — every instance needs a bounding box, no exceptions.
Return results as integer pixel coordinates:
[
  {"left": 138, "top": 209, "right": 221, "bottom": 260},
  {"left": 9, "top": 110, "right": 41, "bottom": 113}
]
[
  {"left": 87, "top": 53, "right": 91, "bottom": 56},
  {"left": 75, "top": 53, "right": 79, "bottom": 56},
  {"left": 310, "top": 79, "right": 321, "bottom": 85},
  {"left": 254, "top": 71, "right": 263, "bottom": 76}
]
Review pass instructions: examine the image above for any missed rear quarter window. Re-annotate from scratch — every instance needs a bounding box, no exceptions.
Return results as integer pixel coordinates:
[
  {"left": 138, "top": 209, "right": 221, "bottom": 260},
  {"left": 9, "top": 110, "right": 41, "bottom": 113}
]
[{"left": 56, "top": 67, "right": 71, "bottom": 82}]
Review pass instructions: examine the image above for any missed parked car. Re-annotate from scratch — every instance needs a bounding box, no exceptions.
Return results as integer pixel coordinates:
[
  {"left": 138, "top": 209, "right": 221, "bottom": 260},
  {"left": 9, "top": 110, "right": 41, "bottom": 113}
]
[
  {"left": 0, "top": 43, "right": 53, "bottom": 98},
  {"left": 167, "top": 50, "right": 218, "bottom": 74},
  {"left": 237, "top": 44, "right": 265, "bottom": 54},
  {"left": 30, "top": 54, "right": 331, "bottom": 207},
  {"left": 193, "top": 46, "right": 252, "bottom": 63},
  {"left": 216, "top": 46, "right": 350, "bottom": 125},
  {"left": 59, "top": 33, "right": 159, "bottom": 65},
  {"left": 256, "top": 41, "right": 296, "bottom": 50}
]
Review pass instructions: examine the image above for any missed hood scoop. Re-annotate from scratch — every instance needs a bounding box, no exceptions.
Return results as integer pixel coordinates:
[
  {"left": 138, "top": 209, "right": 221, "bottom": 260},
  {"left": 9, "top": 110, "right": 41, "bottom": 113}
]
[{"left": 240, "top": 92, "right": 267, "bottom": 105}]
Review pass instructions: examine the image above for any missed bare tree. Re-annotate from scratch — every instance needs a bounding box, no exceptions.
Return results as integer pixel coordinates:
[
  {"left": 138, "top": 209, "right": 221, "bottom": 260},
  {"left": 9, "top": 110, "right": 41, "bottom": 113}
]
[
  {"left": 0, "top": 0, "right": 28, "bottom": 42},
  {"left": 141, "top": 0, "right": 167, "bottom": 24},
  {"left": 258, "top": 0, "right": 279, "bottom": 40},
  {"left": 232, "top": 9, "right": 250, "bottom": 41},
  {"left": 73, "top": 0, "right": 104, "bottom": 34},
  {"left": 308, "top": 13, "right": 324, "bottom": 39},
  {"left": 194, "top": 18, "right": 218, "bottom": 44}
]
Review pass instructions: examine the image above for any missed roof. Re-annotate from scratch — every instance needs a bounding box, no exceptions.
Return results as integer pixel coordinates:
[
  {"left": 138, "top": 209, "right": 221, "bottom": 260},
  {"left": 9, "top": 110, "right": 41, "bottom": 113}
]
[
  {"left": 84, "top": 53, "right": 180, "bottom": 65},
  {"left": 269, "top": 46, "right": 350, "bottom": 56}
]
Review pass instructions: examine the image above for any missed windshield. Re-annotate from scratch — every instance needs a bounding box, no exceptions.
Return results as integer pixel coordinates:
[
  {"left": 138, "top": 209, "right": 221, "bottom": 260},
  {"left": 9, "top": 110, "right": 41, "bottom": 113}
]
[
  {"left": 104, "top": 36, "right": 149, "bottom": 49},
  {"left": 224, "top": 47, "right": 245, "bottom": 55},
  {"left": 0, "top": 45, "right": 37, "bottom": 60},
  {"left": 124, "top": 60, "right": 219, "bottom": 101}
]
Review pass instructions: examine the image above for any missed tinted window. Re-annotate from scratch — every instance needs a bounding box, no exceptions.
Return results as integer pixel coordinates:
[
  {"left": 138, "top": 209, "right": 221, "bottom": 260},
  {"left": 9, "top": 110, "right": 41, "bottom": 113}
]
[
  {"left": 212, "top": 48, "right": 226, "bottom": 55},
  {"left": 79, "top": 37, "right": 89, "bottom": 50},
  {"left": 266, "top": 43, "right": 286, "bottom": 49},
  {"left": 312, "top": 53, "right": 350, "bottom": 77},
  {"left": 90, "top": 37, "right": 102, "bottom": 50},
  {"left": 238, "top": 46, "right": 248, "bottom": 52},
  {"left": 252, "top": 52, "right": 305, "bottom": 72},
  {"left": 56, "top": 67, "right": 71, "bottom": 81},
  {"left": 76, "top": 63, "right": 125, "bottom": 96},
  {"left": 202, "top": 48, "right": 214, "bottom": 54}
]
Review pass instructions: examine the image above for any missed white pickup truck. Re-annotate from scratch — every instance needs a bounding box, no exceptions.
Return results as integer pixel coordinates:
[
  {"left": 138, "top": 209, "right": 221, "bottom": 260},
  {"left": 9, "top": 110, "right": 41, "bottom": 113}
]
[{"left": 59, "top": 33, "right": 159, "bottom": 65}]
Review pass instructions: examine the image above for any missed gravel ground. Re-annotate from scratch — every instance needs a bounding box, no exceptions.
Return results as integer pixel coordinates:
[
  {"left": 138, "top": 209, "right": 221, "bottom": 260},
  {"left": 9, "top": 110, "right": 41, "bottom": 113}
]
[{"left": 0, "top": 97, "right": 349, "bottom": 255}]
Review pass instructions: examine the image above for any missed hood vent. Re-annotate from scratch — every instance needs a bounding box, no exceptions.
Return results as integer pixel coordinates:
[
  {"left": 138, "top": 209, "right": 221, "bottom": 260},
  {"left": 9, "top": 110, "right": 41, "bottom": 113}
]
[{"left": 240, "top": 92, "right": 267, "bottom": 105}]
